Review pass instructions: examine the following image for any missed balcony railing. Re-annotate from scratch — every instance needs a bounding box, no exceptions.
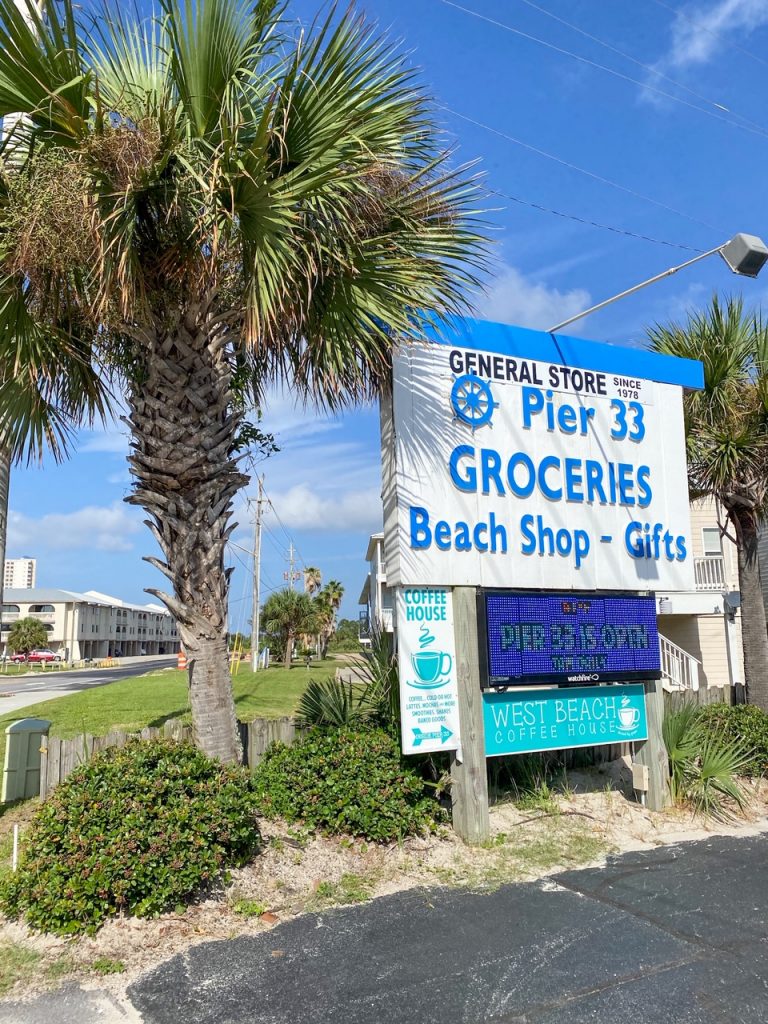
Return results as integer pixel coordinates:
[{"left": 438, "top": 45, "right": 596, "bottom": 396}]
[
  {"left": 659, "top": 633, "right": 701, "bottom": 692},
  {"left": 694, "top": 555, "right": 726, "bottom": 591}
]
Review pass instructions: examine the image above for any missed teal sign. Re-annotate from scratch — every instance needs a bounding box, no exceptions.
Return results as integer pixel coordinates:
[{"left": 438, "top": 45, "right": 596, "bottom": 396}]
[{"left": 483, "top": 684, "right": 648, "bottom": 757}]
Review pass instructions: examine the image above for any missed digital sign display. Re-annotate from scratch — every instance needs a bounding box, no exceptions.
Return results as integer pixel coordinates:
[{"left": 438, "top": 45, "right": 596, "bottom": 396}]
[{"left": 479, "top": 591, "right": 661, "bottom": 687}]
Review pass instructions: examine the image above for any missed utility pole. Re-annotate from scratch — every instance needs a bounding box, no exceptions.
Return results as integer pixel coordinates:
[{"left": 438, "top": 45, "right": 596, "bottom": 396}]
[
  {"left": 283, "top": 543, "right": 301, "bottom": 590},
  {"left": 250, "top": 477, "right": 265, "bottom": 672}
]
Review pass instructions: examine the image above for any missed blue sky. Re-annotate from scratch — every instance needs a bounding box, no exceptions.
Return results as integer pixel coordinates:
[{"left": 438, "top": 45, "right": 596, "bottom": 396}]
[{"left": 8, "top": 0, "right": 768, "bottom": 624}]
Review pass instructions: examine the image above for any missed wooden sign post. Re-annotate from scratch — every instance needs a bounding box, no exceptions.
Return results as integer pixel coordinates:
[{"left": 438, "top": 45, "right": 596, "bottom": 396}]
[
  {"left": 449, "top": 587, "right": 490, "bottom": 844},
  {"left": 632, "top": 677, "right": 669, "bottom": 811}
]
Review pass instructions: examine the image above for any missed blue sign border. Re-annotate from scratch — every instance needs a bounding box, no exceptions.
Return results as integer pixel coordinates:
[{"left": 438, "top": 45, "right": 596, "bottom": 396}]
[
  {"left": 421, "top": 316, "right": 704, "bottom": 391},
  {"left": 483, "top": 683, "right": 648, "bottom": 757}
]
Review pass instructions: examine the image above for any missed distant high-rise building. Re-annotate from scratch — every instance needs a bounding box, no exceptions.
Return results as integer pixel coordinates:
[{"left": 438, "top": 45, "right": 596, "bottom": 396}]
[{"left": 4, "top": 557, "right": 36, "bottom": 590}]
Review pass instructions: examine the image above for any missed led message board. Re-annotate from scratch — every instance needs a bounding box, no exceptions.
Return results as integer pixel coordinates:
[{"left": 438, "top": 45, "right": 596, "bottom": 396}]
[{"left": 479, "top": 591, "right": 661, "bottom": 688}]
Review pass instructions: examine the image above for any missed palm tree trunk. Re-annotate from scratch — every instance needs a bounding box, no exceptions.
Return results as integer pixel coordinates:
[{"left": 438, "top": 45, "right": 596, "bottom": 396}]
[
  {"left": 284, "top": 629, "right": 293, "bottom": 669},
  {"left": 733, "top": 508, "right": 768, "bottom": 711},
  {"left": 126, "top": 298, "right": 247, "bottom": 763}
]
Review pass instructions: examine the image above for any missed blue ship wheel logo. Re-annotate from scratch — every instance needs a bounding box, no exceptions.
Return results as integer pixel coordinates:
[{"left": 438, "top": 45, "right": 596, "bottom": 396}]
[{"left": 450, "top": 374, "right": 497, "bottom": 429}]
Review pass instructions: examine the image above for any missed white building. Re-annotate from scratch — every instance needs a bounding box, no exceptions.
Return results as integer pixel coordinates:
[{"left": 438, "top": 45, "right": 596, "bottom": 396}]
[
  {"left": 0, "top": 588, "right": 180, "bottom": 659},
  {"left": 4, "top": 557, "right": 36, "bottom": 590},
  {"left": 358, "top": 533, "right": 394, "bottom": 644}
]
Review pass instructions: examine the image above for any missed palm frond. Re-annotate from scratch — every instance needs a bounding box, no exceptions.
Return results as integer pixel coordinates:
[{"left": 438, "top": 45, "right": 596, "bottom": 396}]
[
  {"left": 0, "top": 0, "right": 89, "bottom": 142},
  {"left": 162, "top": 0, "right": 284, "bottom": 142}
]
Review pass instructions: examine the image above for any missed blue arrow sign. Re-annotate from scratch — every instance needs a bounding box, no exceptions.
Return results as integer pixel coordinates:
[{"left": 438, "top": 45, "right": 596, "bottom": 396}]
[{"left": 412, "top": 725, "right": 453, "bottom": 747}]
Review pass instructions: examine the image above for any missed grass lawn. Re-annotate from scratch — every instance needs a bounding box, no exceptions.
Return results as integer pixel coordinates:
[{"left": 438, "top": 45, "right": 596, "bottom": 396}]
[{"left": 0, "top": 659, "right": 338, "bottom": 762}]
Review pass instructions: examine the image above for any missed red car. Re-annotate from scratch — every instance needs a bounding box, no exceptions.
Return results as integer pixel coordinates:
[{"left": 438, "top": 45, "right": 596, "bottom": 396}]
[{"left": 10, "top": 649, "right": 62, "bottom": 664}]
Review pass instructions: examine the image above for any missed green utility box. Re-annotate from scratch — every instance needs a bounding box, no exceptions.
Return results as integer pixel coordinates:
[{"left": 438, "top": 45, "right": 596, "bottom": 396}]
[{"left": 2, "top": 719, "right": 51, "bottom": 803}]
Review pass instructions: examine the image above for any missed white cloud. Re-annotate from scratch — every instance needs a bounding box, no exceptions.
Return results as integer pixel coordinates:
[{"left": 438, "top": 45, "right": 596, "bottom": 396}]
[
  {"left": 480, "top": 264, "right": 591, "bottom": 331},
  {"left": 263, "top": 484, "right": 382, "bottom": 533},
  {"left": 651, "top": 0, "right": 768, "bottom": 74},
  {"left": 8, "top": 502, "right": 143, "bottom": 553}
]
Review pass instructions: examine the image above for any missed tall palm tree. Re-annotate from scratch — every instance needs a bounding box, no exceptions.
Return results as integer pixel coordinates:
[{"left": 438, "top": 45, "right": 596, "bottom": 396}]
[
  {"left": 313, "top": 589, "right": 335, "bottom": 658},
  {"left": 0, "top": 0, "right": 46, "bottom": 647},
  {"left": 303, "top": 567, "right": 322, "bottom": 595},
  {"left": 0, "top": 0, "right": 487, "bottom": 762},
  {"left": 648, "top": 296, "right": 768, "bottom": 710},
  {"left": 263, "top": 589, "right": 317, "bottom": 669},
  {"left": 316, "top": 580, "right": 344, "bottom": 657},
  {"left": 323, "top": 580, "right": 344, "bottom": 611}
]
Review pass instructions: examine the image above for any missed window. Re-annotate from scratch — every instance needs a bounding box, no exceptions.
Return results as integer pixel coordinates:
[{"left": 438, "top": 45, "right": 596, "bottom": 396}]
[
  {"left": 702, "top": 528, "right": 722, "bottom": 556},
  {"left": 29, "top": 604, "right": 55, "bottom": 613},
  {"left": 1, "top": 604, "right": 19, "bottom": 614}
]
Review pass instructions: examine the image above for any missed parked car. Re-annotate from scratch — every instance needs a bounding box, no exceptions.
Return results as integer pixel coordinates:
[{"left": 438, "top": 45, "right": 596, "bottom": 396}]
[{"left": 26, "top": 649, "right": 63, "bottom": 664}]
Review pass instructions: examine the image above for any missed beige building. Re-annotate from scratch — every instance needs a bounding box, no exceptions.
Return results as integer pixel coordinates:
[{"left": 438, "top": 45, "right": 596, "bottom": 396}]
[
  {"left": 4, "top": 557, "right": 36, "bottom": 590},
  {"left": 0, "top": 588, "right": 180, "bottom": 660},
  {"left": 656, "top": 497, "right": 743, "bottom": 693}
]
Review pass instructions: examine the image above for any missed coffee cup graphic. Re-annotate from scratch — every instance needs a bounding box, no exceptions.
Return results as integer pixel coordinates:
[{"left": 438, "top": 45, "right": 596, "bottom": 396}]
[
  {"left": 411, "top": 650, "right": 452, "bottom": 683},
  {"left": 618, "top": 706, "right": 640, "bottom": 731}
]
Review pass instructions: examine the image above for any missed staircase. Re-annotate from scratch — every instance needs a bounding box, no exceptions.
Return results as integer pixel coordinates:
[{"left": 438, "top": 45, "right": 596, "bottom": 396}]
[{"left": 659, "top": 634, "right": 701, "bottom": 692}]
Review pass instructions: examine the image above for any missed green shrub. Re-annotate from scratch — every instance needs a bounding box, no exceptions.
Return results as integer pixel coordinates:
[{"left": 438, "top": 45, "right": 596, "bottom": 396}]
[
  {"left": 663, "top": 702, "right": 755, "bottom": 820},
  {"left": 252, "top": 728, "right": 442, "bottom": 841},
  {"left": 697, "top": 703, "right": 768, "bottom": 776},
  {"left": 0, "top": 741, "right": 261, "bottom": 935}
]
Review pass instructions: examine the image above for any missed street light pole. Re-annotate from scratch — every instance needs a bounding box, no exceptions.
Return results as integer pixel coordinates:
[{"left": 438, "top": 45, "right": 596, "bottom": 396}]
[{"left": 549, "top": 233, "right": 768, "bottom": 334}]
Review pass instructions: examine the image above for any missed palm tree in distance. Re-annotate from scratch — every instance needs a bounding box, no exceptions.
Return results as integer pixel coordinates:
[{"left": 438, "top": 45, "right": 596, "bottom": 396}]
[
  {"left": 303, "top": 567, "right": 322, "bottom": 595},
  {"left": 315, "top": 580, "right": 344, "bottom": 657},
  {"left": 0, "top": 0, "right": 488, "bottom": 761},
  {"left": 649, "top": 296, "right": 768, "bottom": 710},
  {"left": 263, "top": 589, "right": 317, "bottom": 670},
  {"left": 323, "top": 580, "right": 345, "bottom": 611}
]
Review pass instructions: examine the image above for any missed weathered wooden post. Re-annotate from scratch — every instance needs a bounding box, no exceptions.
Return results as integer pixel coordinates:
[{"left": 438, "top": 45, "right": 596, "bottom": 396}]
[
  {"left": 633, "top": 677, "right": 669, "bottom": 811},
  {"left": 450, "top": 587, "right": 490, "bottom": 844}
]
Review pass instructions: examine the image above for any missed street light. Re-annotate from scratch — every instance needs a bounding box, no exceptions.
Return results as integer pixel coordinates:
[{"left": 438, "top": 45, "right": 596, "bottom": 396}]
[{"left": 548, "top": 233, "right": 768, "bottom": 334}]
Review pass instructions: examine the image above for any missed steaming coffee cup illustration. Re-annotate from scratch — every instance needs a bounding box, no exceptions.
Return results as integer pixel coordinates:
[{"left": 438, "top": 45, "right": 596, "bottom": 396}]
[
  {"left": 618, "top": 706, "right": 640, "bottom": 731},
  {"left": 411, "top": 650, "right": 452, "bottom": 683}
]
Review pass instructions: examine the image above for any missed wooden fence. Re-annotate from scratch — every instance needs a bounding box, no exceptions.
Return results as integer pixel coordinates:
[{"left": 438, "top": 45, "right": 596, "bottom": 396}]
[
  {"left": 662, "top": 684, "right": 734, "bottom": 710},
  {"left": 39, "top": 716, "right": 301, "bottom": 800}
]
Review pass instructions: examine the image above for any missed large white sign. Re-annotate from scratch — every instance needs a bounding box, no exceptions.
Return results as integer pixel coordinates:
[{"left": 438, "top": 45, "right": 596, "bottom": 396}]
[
  {"left": 397, "top": 586, "right": 460, "bottom": 756},
  {"left": 385, "top": 340, "right": 695, "bottom": 592}
]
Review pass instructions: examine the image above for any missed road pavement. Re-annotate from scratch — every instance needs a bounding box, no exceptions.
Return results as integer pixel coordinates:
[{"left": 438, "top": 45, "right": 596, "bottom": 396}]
[
  {"left": 0, "top": 656, "right": 177, "bottom": 716},
  {"left": 1, "top": 831, "right": 766, "bottom": 1023}
]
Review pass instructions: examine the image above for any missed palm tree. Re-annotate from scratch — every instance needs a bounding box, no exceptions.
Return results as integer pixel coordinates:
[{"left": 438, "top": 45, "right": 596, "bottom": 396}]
[
  {"left": 303, "top": 567, "right": 322, "bottom": 596},
  {"left": 263, "top": 589, "right": 317, "bottom": 669},
  {"left": 648, "top": 296, "right": 768, "bottom": 710},
  {"left": 323, "top": 580, "right": 344, "bottom": 611},
  {"left": 314, "top": 590, "right": 335, "bottom": 659},
  {"left": 8, "top": 616, "right": 48, "bottom": 654},
  {"left": 0, "top": 0, "right": 487, "bottom": 762},
  {"left": 315, "top": 580, "right": 344, "bottom": 657}
]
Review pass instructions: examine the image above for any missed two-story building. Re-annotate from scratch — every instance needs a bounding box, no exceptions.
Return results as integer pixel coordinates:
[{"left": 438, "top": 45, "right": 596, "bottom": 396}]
[
  {"left": 0, "top": 588, "right": 180, "bottom": 660},
  {"left": 358, "top": 533, "right": 394, "bottom": 646}
]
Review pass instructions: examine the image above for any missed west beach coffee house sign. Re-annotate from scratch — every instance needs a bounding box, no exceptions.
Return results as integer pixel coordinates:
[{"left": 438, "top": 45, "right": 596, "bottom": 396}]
[{"left": 384, "top": 320, "right": 703, "bottom": 761}]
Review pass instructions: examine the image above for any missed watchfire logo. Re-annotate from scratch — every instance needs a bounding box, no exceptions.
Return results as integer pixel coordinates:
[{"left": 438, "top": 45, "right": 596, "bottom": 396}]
[{"left": 566, "top": 673, "right": 600, "bottom": 682}]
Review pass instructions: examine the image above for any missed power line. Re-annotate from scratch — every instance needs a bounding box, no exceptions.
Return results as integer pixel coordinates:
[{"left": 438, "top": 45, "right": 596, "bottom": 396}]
[
  {"left": 513, "top": 0, "right": 768, "bottom": 136},
  {"left": 436, "top": 0, "right": 768, "bottom": 140},
  {"left": 487, "top": 186, "right": 704, "bottom": 251},
  {"left": 442, "top": 105, "right": 723, "bottom": 233},
  {"left": 648, "top": 0, "right": 768, "bottom": 70},
  {"left": 264, "top": 492, "right": 309, "bottom": 572}
]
